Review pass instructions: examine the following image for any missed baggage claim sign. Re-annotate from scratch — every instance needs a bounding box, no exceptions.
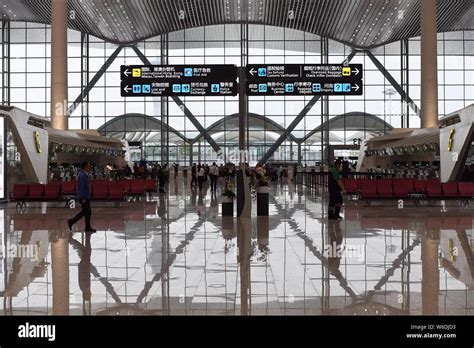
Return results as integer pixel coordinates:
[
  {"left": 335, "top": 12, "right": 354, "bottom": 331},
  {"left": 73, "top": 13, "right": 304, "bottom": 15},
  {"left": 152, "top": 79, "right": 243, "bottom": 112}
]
[{"left": 246, "top": 64, "right": 363, "bottom": 96}]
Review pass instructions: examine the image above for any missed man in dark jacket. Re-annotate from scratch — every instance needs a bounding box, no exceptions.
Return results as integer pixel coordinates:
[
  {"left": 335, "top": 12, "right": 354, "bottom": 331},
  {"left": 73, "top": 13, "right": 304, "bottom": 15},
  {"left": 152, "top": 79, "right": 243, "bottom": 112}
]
[{"left": 68, "top": 162, "right": 96, "bottom": 233}]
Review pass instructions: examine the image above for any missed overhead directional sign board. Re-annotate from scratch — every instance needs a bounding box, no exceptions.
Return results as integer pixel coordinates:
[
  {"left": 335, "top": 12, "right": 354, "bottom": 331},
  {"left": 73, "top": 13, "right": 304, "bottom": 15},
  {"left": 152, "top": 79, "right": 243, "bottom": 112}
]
[
  {"left": 246, "top": 64, "right": 363, "bottom": 96},
  {"left": 121, "top": 65, "right": 238, "bottom": 97}
]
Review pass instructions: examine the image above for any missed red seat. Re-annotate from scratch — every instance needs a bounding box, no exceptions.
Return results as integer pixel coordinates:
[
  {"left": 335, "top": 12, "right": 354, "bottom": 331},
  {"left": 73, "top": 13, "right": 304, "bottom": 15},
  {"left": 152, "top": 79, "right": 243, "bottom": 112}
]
[
  {"left": 28, "top": 184, "right": 44, "bottom": 199},
  {"left": 108, "top": 182, "right": 125, "bottom": 200},
  {"left": 458, "top": 182, "right": 474, "bottom": 198},
  {"left": 442, "top": 182, "right": 458, "bottom": 197},
  {"left": 358, "top": 178, "right": 371, "bottom": 190},
  {"left": 62, "top": 181, "right": 76, "bottom": 195},
  {"left": 121, "top": 180, "right": 131, "bottom": 194},
  {"left": 130, "top": 180, "right": 146, "bottom": 195},
  {"left": 393, "top": 178, "right": 414, "bottom": 198},
  {"left": 44, "top": 183, "right": 61, "bottom": 200},
  {"left": 145, "top": 179, "right": 157, "bottom": 192},
  {"left": 343, "top": 179, "right": 359, "bottom": 194},
  {"left": 413, "top": 180, "right": 426, "bottom": 193},
  {"left": 11, "top": 184, "right": 29, "bottom": 200},
  {"left": 393, "top": 179, "right": 409, "bottom": 198},
  {"left": 377, "top": 179, "right": 393, "bottom": 198},
  {"left": 426, "top": 179, "right": 442, "bottom": 198},
  {"left": 401, "top": 178, "right": 415, "bottom": 193},
  {"left": 360, "top": 180, "right": 377, "bottom": 199},
  {"left": 91, "top": 182, "right": 108, "bottom": 199}
]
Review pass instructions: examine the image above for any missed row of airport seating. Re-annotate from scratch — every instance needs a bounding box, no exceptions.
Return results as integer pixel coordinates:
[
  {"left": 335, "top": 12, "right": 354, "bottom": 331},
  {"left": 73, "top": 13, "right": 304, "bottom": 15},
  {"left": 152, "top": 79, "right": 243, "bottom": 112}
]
[
  {"left": 10, "top": 179, "right": 157, "bottom": 206},
  {"left": 11, "top": 203, "right": 159, "bottom": 231},
  {"left": 342, "top": 178, "right": 474, "bottom": 202},
  {"left": 357, "top": 215, "right": 473, "bottom": 230}
]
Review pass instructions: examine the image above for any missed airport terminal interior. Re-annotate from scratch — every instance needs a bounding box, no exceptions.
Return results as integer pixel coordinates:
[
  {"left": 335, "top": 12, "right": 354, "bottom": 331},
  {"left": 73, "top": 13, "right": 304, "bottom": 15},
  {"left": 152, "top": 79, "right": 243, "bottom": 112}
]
[{"left": 0, "top": 0, "right": 473, "bottom": 316}]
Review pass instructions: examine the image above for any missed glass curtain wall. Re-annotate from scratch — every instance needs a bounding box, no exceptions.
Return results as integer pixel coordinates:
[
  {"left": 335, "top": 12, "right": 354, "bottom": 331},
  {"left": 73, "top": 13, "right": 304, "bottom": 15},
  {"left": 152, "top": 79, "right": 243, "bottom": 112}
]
[{"left": 2, "top": 22, "right": 474, "bottom": 165}]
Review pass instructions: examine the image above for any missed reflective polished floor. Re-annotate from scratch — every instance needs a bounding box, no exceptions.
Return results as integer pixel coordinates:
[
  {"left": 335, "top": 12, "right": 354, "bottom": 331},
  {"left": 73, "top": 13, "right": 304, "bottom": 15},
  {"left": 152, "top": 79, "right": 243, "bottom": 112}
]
[{"left": 1, "top": 177, "right": 473, "bottom": 315}]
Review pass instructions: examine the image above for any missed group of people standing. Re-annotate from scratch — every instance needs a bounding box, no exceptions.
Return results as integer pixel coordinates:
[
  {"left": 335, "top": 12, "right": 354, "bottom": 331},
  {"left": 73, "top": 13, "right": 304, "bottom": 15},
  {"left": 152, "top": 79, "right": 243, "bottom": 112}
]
[{"left": 191, "top": 162, "right": 236, "bottom": 192}]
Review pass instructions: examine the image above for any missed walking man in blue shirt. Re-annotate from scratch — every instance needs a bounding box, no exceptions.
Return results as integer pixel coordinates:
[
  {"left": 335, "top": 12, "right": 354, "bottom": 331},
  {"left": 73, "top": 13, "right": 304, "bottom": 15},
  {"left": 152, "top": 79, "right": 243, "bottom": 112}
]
[{"left": 68, "top": 162, "right": 96, "bottom": 233}]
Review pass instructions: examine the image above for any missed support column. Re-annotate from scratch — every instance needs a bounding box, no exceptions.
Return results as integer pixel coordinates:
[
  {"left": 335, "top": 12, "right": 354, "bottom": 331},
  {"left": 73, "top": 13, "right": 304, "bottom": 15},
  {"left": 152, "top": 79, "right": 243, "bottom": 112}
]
[
  {"left": 239, "top": 68, "right": 247, "bottom": 163},
  {"left": 161, "top": 34, "right": 169, "bottom": 165},
  {"left": 321, "top": 38, "right": 330, "bottom": 164},
  {"left": 238, "top": 7, "right": 251, "bottom": 211},
  {"left": 421, "top": 233, "right": 439, "bottom": 315},
  {"left": 51, "top": 232, "right": 69, "bottom": 315},
  {"left": 51, "top": 0, "right": 68, "bottom": 130},
  {"left": 420, "top": 0, "right": 438, "bottom": 128},
  {"left": 237, "top": 27, "right": 251, "bottom": 218}
]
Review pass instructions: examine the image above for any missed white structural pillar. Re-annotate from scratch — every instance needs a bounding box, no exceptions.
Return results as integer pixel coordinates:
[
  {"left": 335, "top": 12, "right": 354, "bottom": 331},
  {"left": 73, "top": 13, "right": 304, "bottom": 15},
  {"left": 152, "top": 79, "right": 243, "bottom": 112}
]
[
  {"left": 420, "top": 0, "right": 438, "bottom": 128},
  {"left": 51, "top": 0, "right": 68, "bottom": 130}
]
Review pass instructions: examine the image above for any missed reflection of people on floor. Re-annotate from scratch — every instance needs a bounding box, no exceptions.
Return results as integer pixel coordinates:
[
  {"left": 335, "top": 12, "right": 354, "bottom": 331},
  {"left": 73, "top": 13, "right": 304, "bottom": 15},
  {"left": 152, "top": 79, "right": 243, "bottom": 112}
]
[
  {"left": 327, "top": 219, "right": 343, "bottom": 275},
  {"left": 190, "top": 185, "right": 197, "bottom": 206},
  {"left": 158, "top": 165, "right": 166, "bottom": 193},
  {"left": 158, "top": 195, "right": 167, "bottom": 219},
  {"left": 70, "top": 233, "right": 92, "bottom": 315},
  {"left": 209, "top": 194, "right": 218, "bottom": 219},
  {"left": 197, "top": 190, "right": 205, "bottom": 217}
]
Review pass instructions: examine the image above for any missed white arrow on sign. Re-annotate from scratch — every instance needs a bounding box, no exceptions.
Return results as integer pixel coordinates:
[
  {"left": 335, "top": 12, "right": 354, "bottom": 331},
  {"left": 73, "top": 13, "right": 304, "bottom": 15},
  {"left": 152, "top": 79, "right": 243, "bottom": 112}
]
[
  {"left": 124, "top": 85, "right": 131, "bottom": 93},
  {"left": 352, "top": 67, "right": 360, "bottom": 76},
  {"left": 249, "top": 68, "right": 257, "bottom": 76},
  {"left": 352, "top": 84, "right": 360, "bottom": 92},
  {"left": 124, "top": 69, "right": 131, "bottom": 77}
]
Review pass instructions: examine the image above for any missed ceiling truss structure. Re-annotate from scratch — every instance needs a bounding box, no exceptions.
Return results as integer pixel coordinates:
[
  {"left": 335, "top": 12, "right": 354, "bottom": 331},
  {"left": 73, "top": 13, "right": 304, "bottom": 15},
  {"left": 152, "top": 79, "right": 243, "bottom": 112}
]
[{"left": 0, "top": 0, "right": 472, "bottom": 48}]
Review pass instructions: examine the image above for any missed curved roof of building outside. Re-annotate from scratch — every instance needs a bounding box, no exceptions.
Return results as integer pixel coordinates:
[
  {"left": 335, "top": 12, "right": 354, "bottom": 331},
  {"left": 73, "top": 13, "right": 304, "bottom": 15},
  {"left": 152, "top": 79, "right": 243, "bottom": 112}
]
[
  {"left": 97, "top": 112, "right": 390, "bottom": 145},
  {"left": 97, "top": 113, "right": 189, "bottom": 145},
  {"left": 193, "top": 112, "right": 299, "bottom": 143},
  {"left": 1, "top": 0, "right": 473, "bottom": 48},
  {"left": 302, "top": 112, "right": 393, "bottom": 144}
]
